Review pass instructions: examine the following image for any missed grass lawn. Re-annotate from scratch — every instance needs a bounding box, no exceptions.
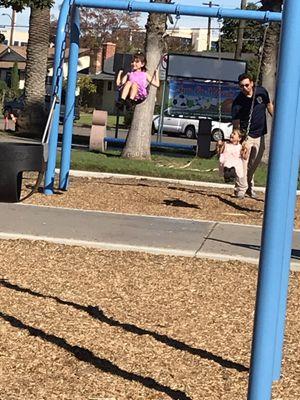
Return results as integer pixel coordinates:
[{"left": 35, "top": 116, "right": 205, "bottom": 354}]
[
  {"left": 75, "top": 112, "right": 124, "bottom": 129},
  {"left": 57, "top": 148, "right": 268, "bottom": 187},
  {"left": 0, "top": 128, "right": 268, "bottom": 187}
]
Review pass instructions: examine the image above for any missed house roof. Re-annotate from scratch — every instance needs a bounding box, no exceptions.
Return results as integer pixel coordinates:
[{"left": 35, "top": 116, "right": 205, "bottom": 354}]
[
  {"left": 0, "top": 45, "right": 90, "bottom": 71},
  {"left": 90, "top": 71, "right": 115, "bottom": 81},
  {"left": 0, "top": 45, "right": 27, "bottom": 60}
]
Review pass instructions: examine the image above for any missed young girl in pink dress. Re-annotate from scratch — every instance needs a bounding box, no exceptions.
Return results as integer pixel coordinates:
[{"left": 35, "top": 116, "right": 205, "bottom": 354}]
[
  {"left": 218, "top": 129, "right": 248, "bottom": 184},
  {"left": 116, "top": 52, "right": 160, "bottom": 110}
]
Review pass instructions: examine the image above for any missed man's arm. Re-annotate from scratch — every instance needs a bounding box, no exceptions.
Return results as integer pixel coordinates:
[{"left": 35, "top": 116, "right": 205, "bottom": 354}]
[
  {"left": 147, "top": 69, "right": 160, "bottom": 88},
  {"left": 267, "top": 101, "right": 274, "bottom": 117},
  {"left": 232, "top": 119, "right": 240, "bottom": 129}
]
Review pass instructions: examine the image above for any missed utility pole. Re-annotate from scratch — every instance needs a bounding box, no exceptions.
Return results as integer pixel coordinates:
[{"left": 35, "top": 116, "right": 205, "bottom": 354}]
[
  {"left": 203, "top": 1, "right": 219, "bottom": 51},
  {"left": 235, "top": 0, "right": 247, "bottom": 59},
  {"left": 1, "top": 10, "right": 16, "bottom": 46},
  {"left": 10, "top": 10, "right": 16, "bottom": 46}
]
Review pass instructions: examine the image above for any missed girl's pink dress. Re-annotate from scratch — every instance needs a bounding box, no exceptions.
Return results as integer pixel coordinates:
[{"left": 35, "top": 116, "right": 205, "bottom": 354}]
[
  {"left": 219, "top": 142, "right": 244, "bottom": 178},
  {"left": 128, "top": 70, "right": 148, "bottom": 100}
]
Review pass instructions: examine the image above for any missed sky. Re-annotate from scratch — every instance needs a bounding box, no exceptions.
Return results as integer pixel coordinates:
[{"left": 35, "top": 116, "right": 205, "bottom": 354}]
[{"left": 0, "top": 0, "right": 254, "bottom": 33}]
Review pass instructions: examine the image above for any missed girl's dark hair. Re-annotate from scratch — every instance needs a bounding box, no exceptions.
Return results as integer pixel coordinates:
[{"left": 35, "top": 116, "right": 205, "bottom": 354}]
[{"left": 132, "top": 51, "right": 147, "bottom": 71}]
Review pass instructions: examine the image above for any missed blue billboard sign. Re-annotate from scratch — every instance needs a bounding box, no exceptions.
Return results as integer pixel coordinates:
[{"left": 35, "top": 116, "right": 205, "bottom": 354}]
[{"left": 168, "top": 78, "right": 240, "bottom": 120}]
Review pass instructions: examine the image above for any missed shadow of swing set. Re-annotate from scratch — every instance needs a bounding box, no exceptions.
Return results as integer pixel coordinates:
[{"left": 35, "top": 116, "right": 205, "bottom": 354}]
[{"left": 1, "top": 2, "right": 300, "bottom": 400}]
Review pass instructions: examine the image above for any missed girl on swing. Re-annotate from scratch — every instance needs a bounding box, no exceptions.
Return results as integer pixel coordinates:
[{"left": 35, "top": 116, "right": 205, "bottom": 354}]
[
  {"left": 116, "top": 52, "right": 160, "bottom": 110},
  {"left": 218, "top": 128, "right": 249, "bottom": 185}
]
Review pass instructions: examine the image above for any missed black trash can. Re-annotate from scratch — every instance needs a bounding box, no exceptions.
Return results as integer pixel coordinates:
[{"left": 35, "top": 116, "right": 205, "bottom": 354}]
[
  {"left": 0, "top": 142, "right": 45, "bottom": 203},
  {"left": 196, "top": 118, "right": 212, "bottom": 158}
]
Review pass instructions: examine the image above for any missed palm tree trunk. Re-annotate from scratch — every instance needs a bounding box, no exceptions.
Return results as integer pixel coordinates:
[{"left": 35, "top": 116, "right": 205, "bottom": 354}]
[
  {"left": 260, "top": 0, "right": 282, "bottom": 163},
  {"left": 122, "top": 0, "right": 167, "bottom": 160},
  {"left": 17, "top": 6, "right": 50, "bottom": 138}
]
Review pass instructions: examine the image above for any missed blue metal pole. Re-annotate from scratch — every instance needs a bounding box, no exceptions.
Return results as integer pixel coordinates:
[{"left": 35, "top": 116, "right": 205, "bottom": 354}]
[
  {"left": 247, "top": 0, "right": 300, "bottom": 399},
  {"left": 74, "top": 0, "right": 281, "bottom": 22},
  {"left": 272, "top": 92, "right": 300, "bottom": 381},
  {"left": 59, "top": 5, "right": 80, "bottom": 190},
  {"left": 44, "top": 0, "right": 72, "bottom": 195}
]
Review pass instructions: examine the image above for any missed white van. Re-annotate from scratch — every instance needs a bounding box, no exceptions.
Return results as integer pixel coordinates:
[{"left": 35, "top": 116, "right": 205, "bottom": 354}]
[{"left": 152, "top": 111, "right": 232, "bottom": 141}]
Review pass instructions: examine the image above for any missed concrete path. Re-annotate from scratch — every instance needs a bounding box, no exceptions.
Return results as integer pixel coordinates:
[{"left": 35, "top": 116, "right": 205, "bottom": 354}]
[{"left": 0, "top": 203, "right": 299, "bottom": 271}]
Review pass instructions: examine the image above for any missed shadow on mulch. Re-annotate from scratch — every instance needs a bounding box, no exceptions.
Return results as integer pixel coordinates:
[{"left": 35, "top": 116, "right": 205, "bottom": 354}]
[
  {"left": 207, "top": 238, "right": 300, "bottom": 260},
  {"left": 0, "top": 310, "right": 190, "bottom": 400},
  {"left": 169, "top": 187, "right": 263, "bottom": 213},
  {"left": 93, "top": 180, "right": 263, "bottom": 214},
  {"left": 0, "top": 278, "right": 249, "bottom": 375},
  {"left": 163, "top": 199, "right": 201, "bottom": 209}
]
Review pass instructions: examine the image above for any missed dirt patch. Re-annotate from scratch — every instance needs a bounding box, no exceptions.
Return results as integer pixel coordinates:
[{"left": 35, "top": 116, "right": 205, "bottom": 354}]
[
  {"left": 23, "top": 175, "right": 296, "bottom": 227},
  {"left": 0, "top": 239, "right": 299, "bottom": 399}
]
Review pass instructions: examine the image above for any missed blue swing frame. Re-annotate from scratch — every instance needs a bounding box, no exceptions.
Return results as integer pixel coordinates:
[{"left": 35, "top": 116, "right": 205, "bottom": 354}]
[{"left": 45, "top": 2, "right": 300, "bottom": 399}]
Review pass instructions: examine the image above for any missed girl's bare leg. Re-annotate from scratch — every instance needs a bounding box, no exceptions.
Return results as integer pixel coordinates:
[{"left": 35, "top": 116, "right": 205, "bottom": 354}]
[
  {"left": 121, "top": 81, "right": 132, "bottom": 100},
  {"left": 129, "top": 83, "right": 138, "bottom": 100}
]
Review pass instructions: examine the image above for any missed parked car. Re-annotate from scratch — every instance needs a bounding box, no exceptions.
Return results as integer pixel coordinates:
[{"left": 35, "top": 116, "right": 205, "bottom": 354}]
[
  {"left": 152, "top": 111, "right": 233, "bottom": 141},
  {"left": 3, "top": 94, "right": 80, "bottom": 122}
]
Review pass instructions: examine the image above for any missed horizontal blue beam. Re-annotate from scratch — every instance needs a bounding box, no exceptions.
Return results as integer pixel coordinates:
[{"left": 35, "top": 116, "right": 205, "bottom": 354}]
[{"left": 74, "top": 0, "right": 281, "bottom": 22}]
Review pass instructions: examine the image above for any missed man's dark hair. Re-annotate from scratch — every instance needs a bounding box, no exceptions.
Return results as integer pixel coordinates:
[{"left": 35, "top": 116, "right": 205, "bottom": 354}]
[{"left": 238, "top": 73, "right": 253, "bottom": 83}]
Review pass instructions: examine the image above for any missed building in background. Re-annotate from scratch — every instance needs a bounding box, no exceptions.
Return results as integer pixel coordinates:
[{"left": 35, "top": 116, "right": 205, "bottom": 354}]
[
  {"left": 166, "top": 27, "right": 219, "bottom": 52},
  {"left": 0, "top": 27, "right": 29, "bottom": 47}
]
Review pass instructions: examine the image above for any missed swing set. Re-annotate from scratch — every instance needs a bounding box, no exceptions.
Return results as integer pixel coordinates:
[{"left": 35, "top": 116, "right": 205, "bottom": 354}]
[{"left": 1, "top": 1, "right": 300, "bottom": 399}]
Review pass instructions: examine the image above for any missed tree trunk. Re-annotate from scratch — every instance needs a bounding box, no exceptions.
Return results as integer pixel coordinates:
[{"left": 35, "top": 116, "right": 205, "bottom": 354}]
[
  {"left": 17, "top": 6, "right": 50, "bottom": 138},
  {"left": 121, "top": 0, "right": 167, "bottom": 160},
  {"left": 260, "top": 0, "right": 282, "bottom": 163}
]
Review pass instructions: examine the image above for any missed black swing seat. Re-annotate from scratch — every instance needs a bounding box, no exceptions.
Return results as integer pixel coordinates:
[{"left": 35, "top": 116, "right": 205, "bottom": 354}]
[{"left": 0, "top": 142, "right": 46, "bottom": 203}]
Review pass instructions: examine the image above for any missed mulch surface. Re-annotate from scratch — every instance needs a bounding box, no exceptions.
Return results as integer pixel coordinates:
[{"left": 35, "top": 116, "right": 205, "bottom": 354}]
[
  {"left": 1, "top": 175, "right": 299, "bottom": 399},
  {"left": 23, "top": 175, "right": 300, "bottom": 228},
  {"left": 0, "top": 240, "right": 299, "bottom": 400}
]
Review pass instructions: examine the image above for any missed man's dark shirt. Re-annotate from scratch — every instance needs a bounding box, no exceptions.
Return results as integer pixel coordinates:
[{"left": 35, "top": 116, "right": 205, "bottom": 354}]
[{"left": 231, "top": 86, "right": 270, "bottom": 138}]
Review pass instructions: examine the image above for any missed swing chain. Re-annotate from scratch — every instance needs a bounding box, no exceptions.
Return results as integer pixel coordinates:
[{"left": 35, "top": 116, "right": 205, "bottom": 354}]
[{"left": 217, "top": 19, "right": 223, "bottom": 131}]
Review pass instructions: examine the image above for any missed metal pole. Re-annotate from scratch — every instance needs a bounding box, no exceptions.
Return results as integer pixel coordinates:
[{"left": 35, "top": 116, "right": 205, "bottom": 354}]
[
  {"left": 235, "top": 0, "right": 247, "bottom": 59},
  {"left": 247, "top": 0, "right": 300, "bottom": 398},
  {"left": 44, "top": 0, "right": 72, "bottom": 195},
  {"left": 272, "top": 89, "right": 300, "bottom": 380},
  {"left": 59, "top": 5, "right": 80, "bottom": 190},
  {"left": 203, "top": 2, "right": 220, "bottom": 51},
  {"left": 10, "top": 10, "right": 15, "bottom": 46},
  {"left": 157, "top": 76, "right": 167, "bottom": 143}
]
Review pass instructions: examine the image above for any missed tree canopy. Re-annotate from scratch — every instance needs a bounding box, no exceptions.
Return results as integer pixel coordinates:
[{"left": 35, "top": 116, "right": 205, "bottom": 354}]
[
  {"left": 220, "top": 2, "right": 263, "bottom": 54},
  {"left": 0, "top": 0, "right": 53, "bottom": 11},
  {"left": 80, "top": 8, "right": 141, "bottom": 52}
]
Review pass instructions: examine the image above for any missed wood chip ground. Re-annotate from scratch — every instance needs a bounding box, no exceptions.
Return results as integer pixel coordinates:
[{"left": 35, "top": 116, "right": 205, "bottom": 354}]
[{"left": 0, "top": 176, "right": 299, "bottom": 399}]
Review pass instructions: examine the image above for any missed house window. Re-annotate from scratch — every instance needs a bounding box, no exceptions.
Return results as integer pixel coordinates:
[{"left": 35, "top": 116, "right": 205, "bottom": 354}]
[
  {"left": 20, "top": 42, "right": 27, "bottom": 47},
  {"left": 107, "top": 81, "right": 112, "bottom": 91},
  {"left": 13, "top": 41, "right": 19, "bottom": 46},
  {"left": 3, "top": 40, "right": 8, "bottom": 45}
]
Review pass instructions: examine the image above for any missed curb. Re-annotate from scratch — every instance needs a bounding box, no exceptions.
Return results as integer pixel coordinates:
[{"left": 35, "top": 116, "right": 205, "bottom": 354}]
[{"left": 0, "top": 231, "right": 299, "bottom": 272}]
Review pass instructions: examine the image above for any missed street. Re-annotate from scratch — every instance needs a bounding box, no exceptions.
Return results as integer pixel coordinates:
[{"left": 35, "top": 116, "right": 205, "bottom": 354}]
[{"left": 1, "top": 119, "right": 217, "bottom": 151}]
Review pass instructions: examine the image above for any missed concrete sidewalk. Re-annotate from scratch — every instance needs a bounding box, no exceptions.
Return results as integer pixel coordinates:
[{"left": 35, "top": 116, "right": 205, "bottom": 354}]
[{"left": 0, "top": 202, "right": 299, "bottom": 271}]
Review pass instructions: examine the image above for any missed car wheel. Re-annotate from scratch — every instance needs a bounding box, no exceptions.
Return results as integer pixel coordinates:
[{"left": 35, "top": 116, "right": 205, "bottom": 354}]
[
  {"left": 184, "top": 125, "right": 196, "bottom": 139},
  {"left": 212, "top": 129, "right": 224, "bottom": 142}
]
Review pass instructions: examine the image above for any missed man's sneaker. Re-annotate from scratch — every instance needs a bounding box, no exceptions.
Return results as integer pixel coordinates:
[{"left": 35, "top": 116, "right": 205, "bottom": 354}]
[
  {"left": 246, "top": 189, "right": 258, "bottom": 198},
  {"left": 234, "top": 192, "right": 245, "bottom": 199}
]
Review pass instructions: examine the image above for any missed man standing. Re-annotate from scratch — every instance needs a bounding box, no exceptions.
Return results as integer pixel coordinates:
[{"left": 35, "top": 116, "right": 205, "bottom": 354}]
[{"left": 231, "top": 73, "right": 274, "bottom": 198}]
